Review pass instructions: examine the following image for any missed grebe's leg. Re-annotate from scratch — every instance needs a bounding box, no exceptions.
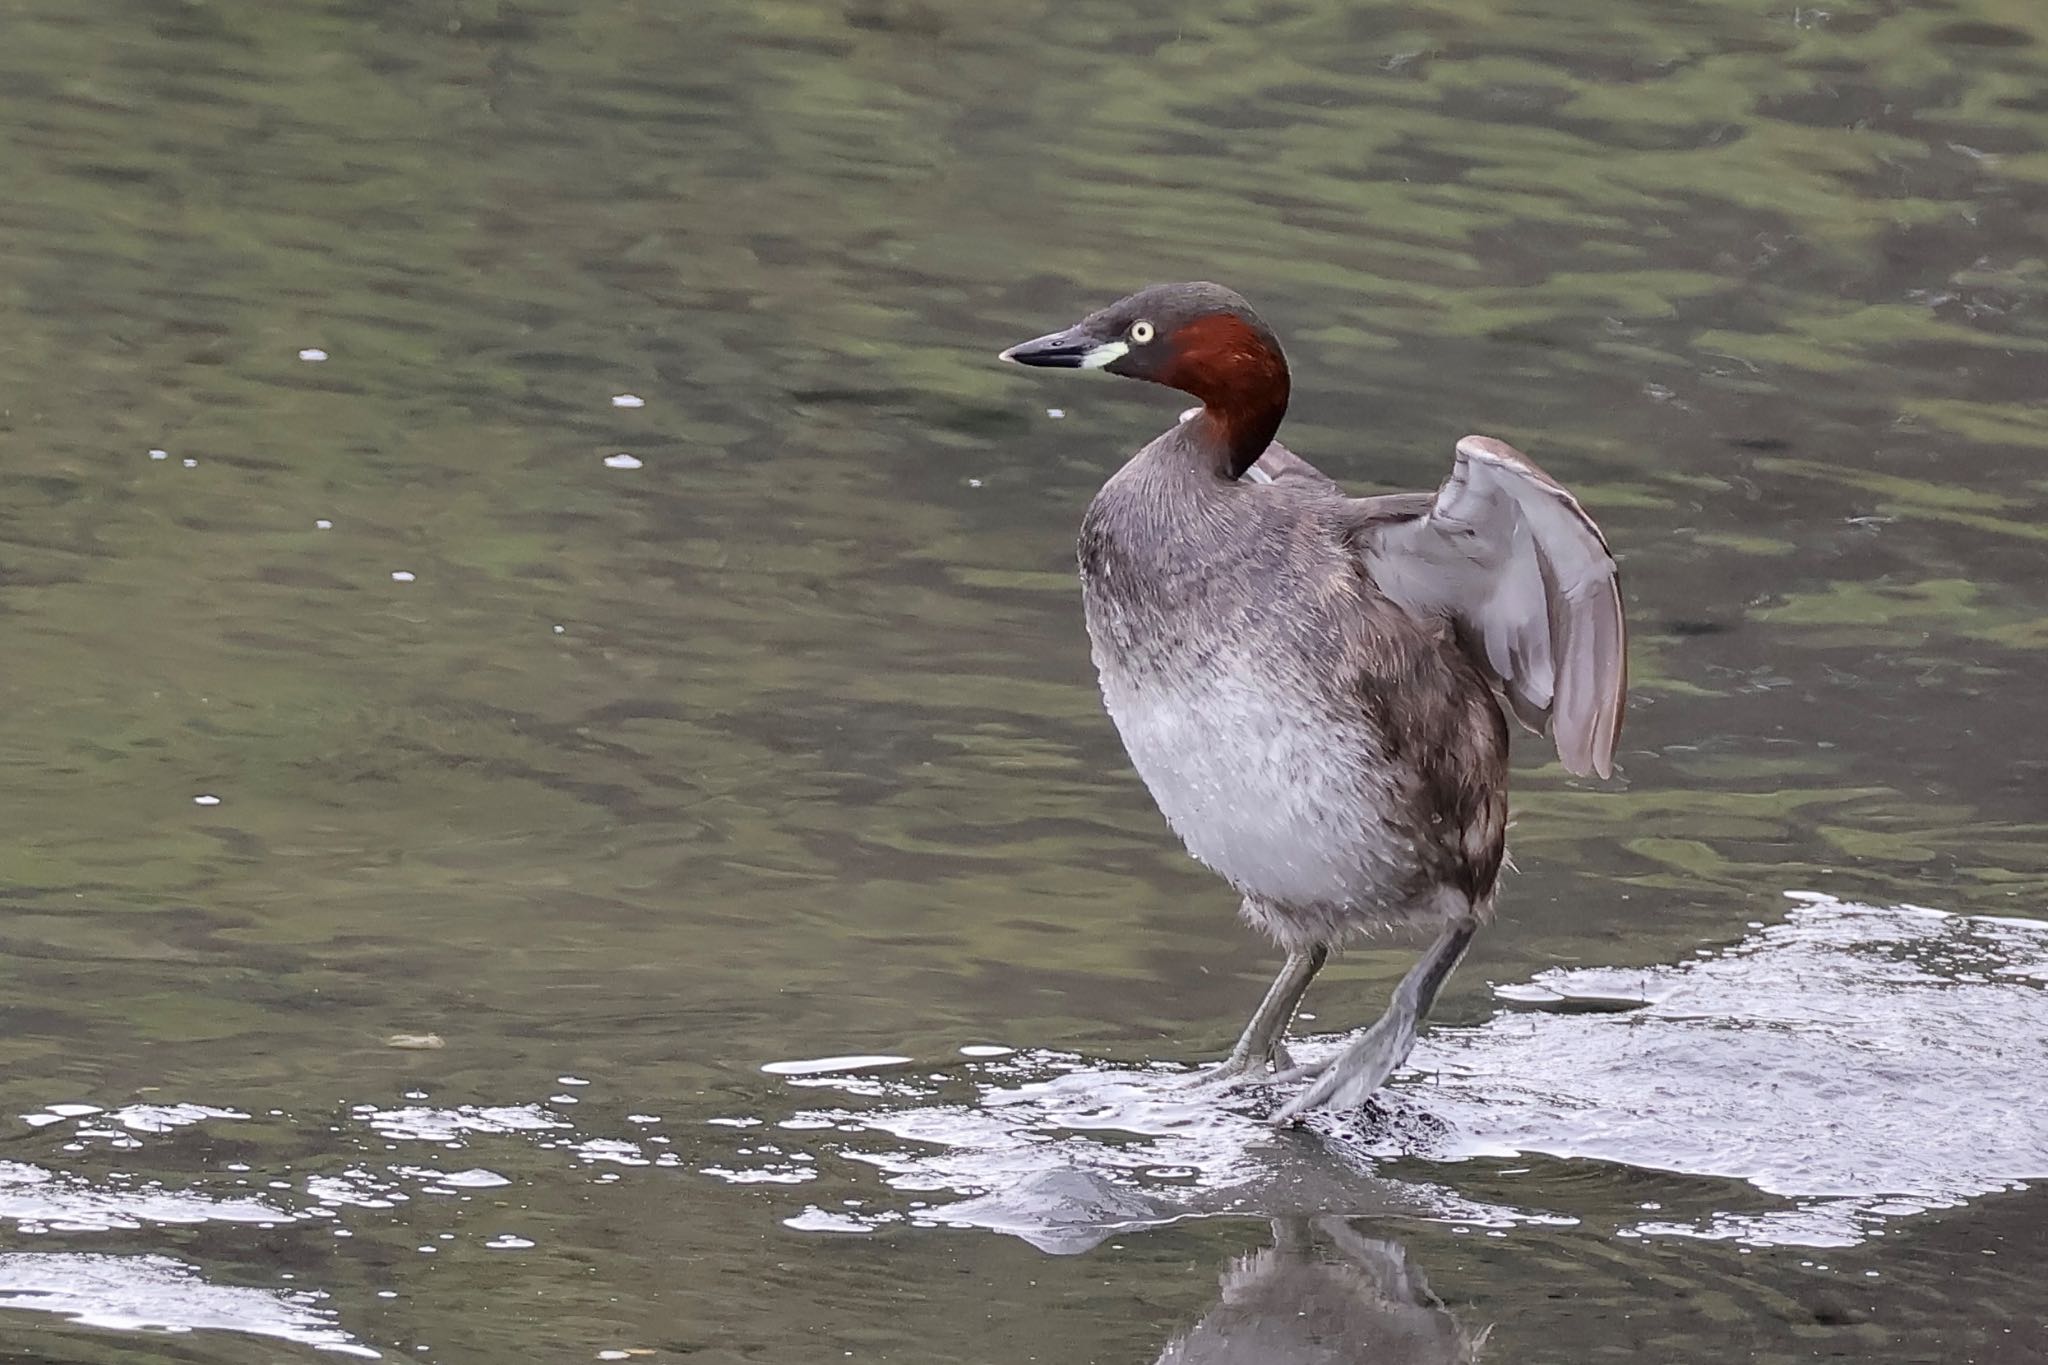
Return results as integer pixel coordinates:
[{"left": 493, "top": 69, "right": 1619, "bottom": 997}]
[
  {"left": 1272, "top": 915, "right": 1480, "bottom": 1123},
  {"left": 1197, "top": 941, "right": 1327, "bottom": 1085}
]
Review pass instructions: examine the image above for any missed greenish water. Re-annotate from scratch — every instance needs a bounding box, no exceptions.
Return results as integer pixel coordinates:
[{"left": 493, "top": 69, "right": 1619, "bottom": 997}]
[{"left": 2, "top": 0, "right": 2046, "bottom": 1360}]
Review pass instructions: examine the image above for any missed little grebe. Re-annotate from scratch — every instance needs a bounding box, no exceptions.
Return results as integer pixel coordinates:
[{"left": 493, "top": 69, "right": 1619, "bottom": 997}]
[{"left": 1000, "top": 282, "right": 1625, "bottom": 1122}]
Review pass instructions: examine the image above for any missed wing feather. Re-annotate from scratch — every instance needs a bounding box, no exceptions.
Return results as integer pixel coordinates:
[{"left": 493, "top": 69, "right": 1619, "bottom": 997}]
[
  {"left": 1346, "top": 435, "right": 1627, "bottom": 778},
  {"left": 1247, "top": 438, "right": 1342, "bottom": 490}
]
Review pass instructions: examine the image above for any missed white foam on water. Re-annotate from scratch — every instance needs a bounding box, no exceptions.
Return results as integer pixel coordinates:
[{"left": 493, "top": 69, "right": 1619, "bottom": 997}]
[
  {"left": 574, "top": 1140, "right": 649, "bottom": 1167},
  {"left": 364, "top": 1103, "right": 571, "bottom": 1144},
  {"left": 307, "top": 1171, "right": 405, "bottom": 1210},
  {"left": 752, "top": 896, "right": 2048, "bottom": 1251},
  {"left": 761, "top": 1055, "right": 912, "bottom": 1077},
  {"left": 0, "top": 1162, "right": 294, "bottom": 1232},
  {"left": 112, "top": 1103, "right": 247, "bottom": 1134},
  {"left": 0, "top": 1253, "right": 376, "bottom": 1357},
  {"left": 1406, "top": 894, "right": 2048, "bottom": 1245}
]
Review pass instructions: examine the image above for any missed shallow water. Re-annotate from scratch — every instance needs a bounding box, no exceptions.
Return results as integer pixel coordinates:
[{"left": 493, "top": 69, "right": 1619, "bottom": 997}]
[{"left": 2, "top": 0, "right": 2046, "bottom": 1360}]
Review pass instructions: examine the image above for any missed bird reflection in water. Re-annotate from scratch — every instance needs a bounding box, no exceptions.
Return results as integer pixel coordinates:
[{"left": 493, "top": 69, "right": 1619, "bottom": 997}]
[{"left": 1155, "top": 1219, "right": 1485, "bottom": 1365}]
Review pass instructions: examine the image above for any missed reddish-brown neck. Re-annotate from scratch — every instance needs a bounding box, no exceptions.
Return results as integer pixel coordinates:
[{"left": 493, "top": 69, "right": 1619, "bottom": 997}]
[{"left": 1156, "top": 314, "right": 1290, "bottom": 479}]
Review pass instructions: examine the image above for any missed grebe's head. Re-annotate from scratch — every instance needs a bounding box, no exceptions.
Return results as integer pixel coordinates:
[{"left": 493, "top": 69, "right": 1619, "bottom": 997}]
[
  {"left": 1000, "top": 282, "right": 1283, "bottom": 391},
  {"left": 1000, "top": 282, "right": 1290, "bottom": 475}
]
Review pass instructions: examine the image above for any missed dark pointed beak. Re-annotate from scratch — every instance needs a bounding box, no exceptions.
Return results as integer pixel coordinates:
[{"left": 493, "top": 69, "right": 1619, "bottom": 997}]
[{"left": 998, "top": 325, "right": 1104, "bottom": 368}]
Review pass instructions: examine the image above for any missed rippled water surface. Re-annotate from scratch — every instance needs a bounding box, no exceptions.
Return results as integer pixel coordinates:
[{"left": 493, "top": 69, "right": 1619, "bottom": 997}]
[{"left": 3, "top": 0, "right": 2046, "bottom": 1360}]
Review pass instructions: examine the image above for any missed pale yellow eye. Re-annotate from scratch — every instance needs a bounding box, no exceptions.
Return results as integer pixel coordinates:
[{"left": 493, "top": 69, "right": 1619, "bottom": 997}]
[{"left": 1129, "top": 320, "right": 1155, "bottom": 344}]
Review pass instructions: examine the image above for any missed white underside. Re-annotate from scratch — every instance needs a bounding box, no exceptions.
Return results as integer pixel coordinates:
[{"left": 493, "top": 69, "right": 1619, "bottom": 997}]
[{"left": 1098, "top": 657, "right": 1406, "bottom": 915}]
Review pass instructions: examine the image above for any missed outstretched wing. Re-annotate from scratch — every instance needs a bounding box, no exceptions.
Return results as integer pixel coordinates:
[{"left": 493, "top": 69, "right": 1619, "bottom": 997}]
[{"left": 1345, "top": 435, "right": 1627, "bottom": 778}]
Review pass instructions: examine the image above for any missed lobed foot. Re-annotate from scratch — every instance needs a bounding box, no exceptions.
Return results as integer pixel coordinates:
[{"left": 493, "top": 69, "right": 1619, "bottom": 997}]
[
  {"left": 1193, "top": 1038, "right": 1298, "bottom": 1090},
  {"left": 1270, "top": 1010, "right": 1417, "bottom": 1125}
]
